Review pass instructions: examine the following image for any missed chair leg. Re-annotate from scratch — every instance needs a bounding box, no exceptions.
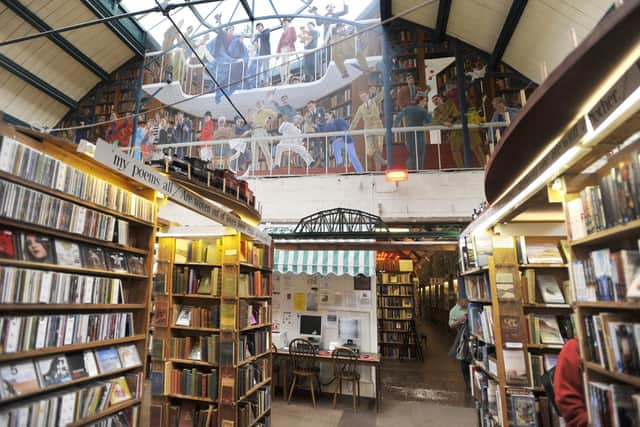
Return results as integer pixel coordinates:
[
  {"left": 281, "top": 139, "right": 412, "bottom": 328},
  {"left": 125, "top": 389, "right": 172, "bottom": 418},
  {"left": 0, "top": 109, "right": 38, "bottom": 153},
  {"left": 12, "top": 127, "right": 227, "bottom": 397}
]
[
  {"left": 356, "top": 380, "right": 360, "bottom": 410},
  {"left": 309, "top": 376, "right": 317, "bottom": 408},
  {"left": 352, "top": 380, "right": 357, "bottom": 412},
  {"left": 333, "top": 378, "right": 339, "bottom": 409},
  {"left": 288, "top": 375, "right": 297, "bottom": 403}
]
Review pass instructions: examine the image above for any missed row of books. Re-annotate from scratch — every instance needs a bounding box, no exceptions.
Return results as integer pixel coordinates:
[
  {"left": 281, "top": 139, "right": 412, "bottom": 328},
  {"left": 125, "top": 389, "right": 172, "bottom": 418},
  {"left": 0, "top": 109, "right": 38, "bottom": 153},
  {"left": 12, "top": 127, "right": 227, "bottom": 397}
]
[
  {"left": 378, "top": 296, "right": 413, "bottom": 307},
  {"left": 170, "top": 335, "right": 219, "bottom": 363},
  {"left": 238, "top": 387, "right": 270, "bottom": 427},
  {"left": 468, "top": 304, "right": 495, "bottom": 344},
  {"left": 173, "top": 267, "right": 221, "bottom": 295},
  {"left": 240, "top": 241, "right": 269, "bottom": 269},
  {"left": 521, "top": 269, "right": 572, "bottom": 304},
  {"left": 378, "top": 320, "right": 411, "bottom": 331},
  {"left": 380, "top": 332, "right": 416, "bottom": 344},
  {"left": 238, "top": 330, "right": 269, "bottom": 363},
  {"left": 515, "top": 237, "right": 565, "bottom": 265},
  {"left": 174, "top": 239, "right": 221, "bottom": 265},
  {"left": 0, "top": 375, "right": 140, "bottom": 427},
  {"left": 0, "top": 344, "right": 141, "bottom": 402},
  {"left": 0, "top": 179, "right": 117, "bottom": 242},
  {"left": 1, "top": 312, "right": 134, "bottom": 354},
  {"left": 161, "top": 403, "right": 217, "bottom": 427},
  {"left": 377, "top": 308, "right": 413, "bottom": 320},
  {"left": 0, "top": 136, "right": 154, "bottom": 222},
  {"left": 587, "top": 381, "right": 638, "bottom": 427},
  {"left": 239, "top": 271, "right": 270, "bottom": 297},
  {"left": 571, "top": 248, "right": 640, "bottom": 302},
  {"left": 175, "top": 305, "right": 220, "bottom": 329},
  {"left": 526, "top": 314, "right": 574, "bottom": 346},
  {"left": 378, "top": 271, "right": 413, "bottom": 283},
  {"left": 169, "top": 367, "right": 218, "bottom": 401},
  {"left": 470, "top": 370, "right": 502, "bottom": 427},
  {"left": 393, "top": 57, "right": 417, "bottom": 69},
  {"left": 528, "top": 353, "right": 557, "bottom": 388},
  {"left": 379, "top": 345, "right": 418, "bottom": 359},
  {"left": 239, "top": 301, "right": 270, "bottom": 329},
  {"left": 85, "top": 406, "right": 139, "bottom": 427},
  {"left": 464, "top": 272, "right": 491, "bottom": 301},
  {"left": 238, "top": 358, "right": 270, "bottom": 397},
  {"left": 0, "top": 229, "right": 146, "bottom": 275},
  {"left": 583, "top": 313, "right": 640, "bottom": 375},
  {"left": 566, "top": 153, "right": 640, "bottom": 239},
  {"left": 0, "top": 266, "right": 124, "bottom": 305},
  {"left": 327, "top": 88, "right": 351, "bottom": 108}
]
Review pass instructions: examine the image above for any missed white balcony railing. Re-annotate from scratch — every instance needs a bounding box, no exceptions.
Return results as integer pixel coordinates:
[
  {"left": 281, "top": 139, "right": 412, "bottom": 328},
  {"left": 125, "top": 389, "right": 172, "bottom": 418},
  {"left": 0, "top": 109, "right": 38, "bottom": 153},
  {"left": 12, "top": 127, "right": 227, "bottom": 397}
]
[{"left": 130, "top": 122, "right": 506, "bottom": 177}]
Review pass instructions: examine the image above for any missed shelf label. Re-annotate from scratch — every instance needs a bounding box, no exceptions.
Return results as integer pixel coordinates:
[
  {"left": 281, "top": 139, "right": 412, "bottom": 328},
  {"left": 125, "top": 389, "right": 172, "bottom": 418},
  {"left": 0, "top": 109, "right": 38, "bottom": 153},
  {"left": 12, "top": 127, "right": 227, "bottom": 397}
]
[
  {"left": 588, "top": 62, "right": 640, "bottom": 130},
  {"left": 94, "top": 142, "right": 271, "bottom": 244}
]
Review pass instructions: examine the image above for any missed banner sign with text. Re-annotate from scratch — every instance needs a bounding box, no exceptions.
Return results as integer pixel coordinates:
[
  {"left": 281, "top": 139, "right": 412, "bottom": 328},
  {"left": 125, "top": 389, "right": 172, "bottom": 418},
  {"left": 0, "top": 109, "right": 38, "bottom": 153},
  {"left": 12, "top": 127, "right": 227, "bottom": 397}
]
[{"left": 94, "top": 142, "right": 271, "bottom": 244}]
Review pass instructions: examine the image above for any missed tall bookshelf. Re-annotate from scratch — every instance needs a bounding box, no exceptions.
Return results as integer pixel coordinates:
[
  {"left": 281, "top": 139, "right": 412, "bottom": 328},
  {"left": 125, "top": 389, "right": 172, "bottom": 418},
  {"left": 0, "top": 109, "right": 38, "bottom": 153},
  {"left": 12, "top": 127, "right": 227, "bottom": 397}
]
[
  {"left": 0, "top": 125, "right": 156, "bottom": 426},
  {"left": 151, "top": 232, "right": 273, "bottom": 427},
  {"left": 376, "top": 259, "right": 420, "bottom": 360}
]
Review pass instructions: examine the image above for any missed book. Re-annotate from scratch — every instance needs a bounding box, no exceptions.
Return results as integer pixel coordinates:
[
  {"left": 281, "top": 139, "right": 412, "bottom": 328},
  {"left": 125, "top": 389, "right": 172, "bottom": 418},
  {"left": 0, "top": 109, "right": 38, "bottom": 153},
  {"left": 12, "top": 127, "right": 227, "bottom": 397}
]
[
  {"left": 106, "top": 250, "right": 128, "bottom": 273},
  {"left": 175, "top": 307, "right": 193, "bottom": 326},
  {"left": 537, "top": 315, "right": 565, "bottom": 345},
  {"left": 206, "top": 240, "right": 221, "bottom": 264},
  {"left": 151, "top": 337, "right": 165, "bottom": 359},
  {"left": 80, "top": 245, "right": 108, "bottom": 270},
  {"left": 152, "top": 301, "right": 169, "bottom": 327},
  {"left": 54, "top": 240, "right": 83, "bottom": 267},
  {"left": 126, "top": 254, "right": 146, "bottom": 275},
  {"left": 495, "top": 270, "right": 516, "bottom": 299},
  {"left": 116, "top": 219, "right": 130, "bottom": 246},
  {"left": 175, "top": 239, "right": 190, "bottom": 263},
  {"left": 178, "top": 403, "right": 196, "bottom": 427},
  {"left": 503, "top": 350, "right": 528, "bottom": 386},
  {"left": 83, "top": 350, "right": 99, "bottom": 376},
  {"left": 117, "top": 344, "right": 142, "bottom": 368},
  {"left": 109, "top": 377, "right": 133, "bottom": 405},
  {"left": 536, "top": 274, "right": 565, "bottom": 304},
  {"left": 197, "top": 276, "right": 211, "bottom": 294},
  {"left": 511, "top": 393, "right": 537, "bottom": 427},
  {"left": 66, "top": 351, "right": 90, "bottom": 380},
  {"left": 35, "top": 355, "right": 72, "bottom": 387},
  {"left": 0, "top": 228, "right": 16, "bottom": 259},
  {"left": 501, "top": 315, "right": 524, "bottom": 347},
  {"left": 153, "top": 272, "right": 167, "bottom": 295},
  {"left": 151, "top": 369, "right": 164, "bottom": 395},
  {"left": 0, "top": 361, "right": 40, "bottom": 400},
  {"left": 95, "top": 347, "right": 123, "bottom": 373},
  {"left": 18, "top": 232, "right": 55, "bottom": 263}
]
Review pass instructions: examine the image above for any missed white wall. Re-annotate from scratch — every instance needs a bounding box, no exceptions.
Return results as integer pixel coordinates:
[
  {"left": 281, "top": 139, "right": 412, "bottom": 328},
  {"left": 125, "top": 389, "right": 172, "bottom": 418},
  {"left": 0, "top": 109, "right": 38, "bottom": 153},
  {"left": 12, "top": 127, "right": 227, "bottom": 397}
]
[
  {"left": 272, "top": 272, "right": 377, "bottom": 398},
  {"left": 248, "top": 170, "right": 485, "bottom": 223}
]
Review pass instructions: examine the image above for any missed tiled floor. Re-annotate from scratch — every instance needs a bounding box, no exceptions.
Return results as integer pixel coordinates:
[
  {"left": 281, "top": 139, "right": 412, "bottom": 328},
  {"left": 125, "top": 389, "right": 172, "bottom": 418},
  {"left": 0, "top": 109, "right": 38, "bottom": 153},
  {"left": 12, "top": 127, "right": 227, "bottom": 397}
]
[{"left": 272, "top": 319, "right": 476, "bottom": 426}]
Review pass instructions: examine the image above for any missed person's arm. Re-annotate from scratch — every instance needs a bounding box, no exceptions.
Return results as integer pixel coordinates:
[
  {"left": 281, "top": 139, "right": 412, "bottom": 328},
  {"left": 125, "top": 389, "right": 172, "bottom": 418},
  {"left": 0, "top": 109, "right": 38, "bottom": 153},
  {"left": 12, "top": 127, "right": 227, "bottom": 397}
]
[
  {"left": 554, "top": 339, "right": 588, "bottom": 427},
  {"left": 349, "top": 106, "right": 362, "bottom": 130},
  {"left": 393, "top": 110, "right": 405, "bottom": 128},
  {"left": 336, "top": 3, "right": 349, "bottom": 18}
]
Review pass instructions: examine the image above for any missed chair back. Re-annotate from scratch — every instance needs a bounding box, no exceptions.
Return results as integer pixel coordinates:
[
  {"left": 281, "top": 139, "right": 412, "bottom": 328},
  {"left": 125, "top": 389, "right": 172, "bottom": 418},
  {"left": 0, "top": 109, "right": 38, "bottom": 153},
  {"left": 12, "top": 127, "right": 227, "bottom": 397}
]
[
  {"left": 332, "top": 346, "right": 358, "bottom": 378},
  {"left": 288, "top": 338, "right": 317, "bottom": 372}
]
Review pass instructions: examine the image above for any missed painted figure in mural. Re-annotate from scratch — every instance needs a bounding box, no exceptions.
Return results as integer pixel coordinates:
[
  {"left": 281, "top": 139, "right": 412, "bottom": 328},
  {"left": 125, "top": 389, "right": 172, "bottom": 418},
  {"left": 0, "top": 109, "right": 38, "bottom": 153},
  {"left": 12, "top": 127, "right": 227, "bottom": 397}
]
[
  {"left": 276, "top": 18, "right": 297, "bottom": 85},
  {"left": 394, "top": 94, "right": 432, "bottom": 171},
  {"left": 275, "top": 114, "right": 314, "bottom": 168},
  {"left": 212, "top": 116, "right": 234, "bottom": 169},
  {"left": 199, "top": 111, "right": 215, "bottom": 162},
  {"left": 397, "top": 73, "right": 429, "bottom": 110},
  {"left": 301, "top": 22, "right": 320, "bottom": 82},
  {"left": 253, "top": 22, "right": 272, "bottom": 86},
  {"left": 173, "top": 112, "right": 192, "bottom": 158},
  {"left": 350, "top": 87, "right": 386, "bottom": 171},
  {"left": 269, "top": 92, "right": 297, "bottom": 123},
  {"left": 304, "top": 100, "right": 325, "bottom": 168},
  {"left": 245, "top": 101, "right": 276, "bottom": 174},
  {"left": 329, "top": 23, "right": 370, "bottom": 79},
  {"left": 106, "top": 112, "right": 132, "bottom": 148},
  {"left": 319, "top": 109, "right": 363, "bottom": 173}
]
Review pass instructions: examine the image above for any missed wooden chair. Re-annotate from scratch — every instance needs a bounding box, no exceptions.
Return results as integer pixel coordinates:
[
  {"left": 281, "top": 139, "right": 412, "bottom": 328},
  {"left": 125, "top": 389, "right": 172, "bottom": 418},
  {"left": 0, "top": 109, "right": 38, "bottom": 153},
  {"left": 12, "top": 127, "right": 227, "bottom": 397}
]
[
  {"left": 331, "top": 347, "right": 361, "bottom": 411},
  {"left": 287, "top": 338, "right": 321, "bottom": 407}
]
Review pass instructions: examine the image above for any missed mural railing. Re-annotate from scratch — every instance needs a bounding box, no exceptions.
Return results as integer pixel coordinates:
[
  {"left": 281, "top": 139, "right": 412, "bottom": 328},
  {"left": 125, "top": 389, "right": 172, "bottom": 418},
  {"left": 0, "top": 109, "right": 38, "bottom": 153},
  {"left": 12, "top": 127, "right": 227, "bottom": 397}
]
[
  {"left": 132, "top": 122, "right": 506, "bottom": 177},
  {"left": 146, "top": 36, "right": 360, "bottom": 92}
]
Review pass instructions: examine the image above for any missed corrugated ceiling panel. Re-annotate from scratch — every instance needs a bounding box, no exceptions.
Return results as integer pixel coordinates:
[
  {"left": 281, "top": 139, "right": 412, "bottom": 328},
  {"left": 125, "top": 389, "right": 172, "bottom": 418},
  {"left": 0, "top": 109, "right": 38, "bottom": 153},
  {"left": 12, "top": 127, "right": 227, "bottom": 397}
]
[
  {"left": 0, "top": 69, "right": 68, "bottom": 127},
  {"left": 503, "top": 0, "right": 612, "bottom": 83},
  {"left": 392, "top": 0, "right": 439, "bottom": 29},
  {"left": 0, "top": 6, "right": 100, "bottom": 100},
  {"left": 22, "top": 0, "right": 135, "bottom": 72},
  {"left": 447, "top": 0, "right": 511, "bottom": 53}
]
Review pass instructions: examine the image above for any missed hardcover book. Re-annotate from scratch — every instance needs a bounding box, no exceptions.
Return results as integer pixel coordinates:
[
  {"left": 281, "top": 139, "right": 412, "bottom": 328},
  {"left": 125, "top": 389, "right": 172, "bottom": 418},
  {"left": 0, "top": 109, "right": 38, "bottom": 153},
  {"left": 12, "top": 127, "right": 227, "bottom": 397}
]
[
  {"left": 503, "top": 349, "right": 529, "bottom": 386},
  {"left": 18, "top": 233, "right": 55, "bottom": 263},
  {"left": 80, "top": 245, "right": 107, "bottom": 270},
  {"left": 66, "top": 352, "right": 90, "bottom": 380},
  {"left": 0, "top": 361, "right": 40, "bottom": 399},
  {"left": 109, "top": 377, "right": 132, "bottom": 405},
  {"left": 0, "top": 228, "right": 16, "bottom": 259},
  {"left": 126, "top": 254, "right": 146, "bottom": 275},
  {"left": 54, "top": 240, "right": 83, "bottom": 267},
  {"left": 511, "top": 393, "right": 537, "bottom": 427},
  {"left": 106, "top": 251, "right": 128, "bottom": 273},
  {"left": 35, "top": 355, "right": 72, "bottom": 387},
  {"left": 117, "top": 344, "right": 142, "bottom": 368},
  {"left": 152, "top": 301, "right": 169, "bottom": 327},
  {"left": 95, "top": 347, "right": 123, "bottom": 373},
  {"left": 536, "top": 274, "right": 565, "bottom": 304},
  {"left": 501, "top": 315, "right": 524, "bottom": 346}
]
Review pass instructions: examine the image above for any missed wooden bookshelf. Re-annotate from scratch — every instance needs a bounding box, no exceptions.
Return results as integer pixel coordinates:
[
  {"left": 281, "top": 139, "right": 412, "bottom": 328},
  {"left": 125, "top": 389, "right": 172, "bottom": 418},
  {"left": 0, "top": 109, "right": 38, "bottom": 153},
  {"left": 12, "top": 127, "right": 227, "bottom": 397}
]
[
  {"left": 152, "top": 230, "right": 273, "bottom": 427},
  {"left": 0, "top": 125, "right": 155, "bottom": 425}
]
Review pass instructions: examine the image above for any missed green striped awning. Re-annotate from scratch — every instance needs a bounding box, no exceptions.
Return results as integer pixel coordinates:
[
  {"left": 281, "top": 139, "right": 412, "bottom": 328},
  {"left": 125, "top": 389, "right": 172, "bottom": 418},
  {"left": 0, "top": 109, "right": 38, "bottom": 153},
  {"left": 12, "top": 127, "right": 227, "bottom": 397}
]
[{"left": 273, "top": 249, "right": 375, "bottom": 277}]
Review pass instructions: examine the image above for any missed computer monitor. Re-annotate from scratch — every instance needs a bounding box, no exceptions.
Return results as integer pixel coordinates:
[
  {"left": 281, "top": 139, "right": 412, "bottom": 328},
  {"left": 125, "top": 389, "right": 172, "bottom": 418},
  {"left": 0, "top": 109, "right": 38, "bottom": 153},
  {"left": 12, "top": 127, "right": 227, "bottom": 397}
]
[{"left": 299, "top": 315, "right": 322, "bottom": 343}]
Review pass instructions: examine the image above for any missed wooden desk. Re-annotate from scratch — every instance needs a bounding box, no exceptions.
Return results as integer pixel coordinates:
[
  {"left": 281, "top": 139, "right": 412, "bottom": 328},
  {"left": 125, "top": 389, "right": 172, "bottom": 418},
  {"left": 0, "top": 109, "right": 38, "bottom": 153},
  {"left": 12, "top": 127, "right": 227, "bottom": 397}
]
[{"left": 272, "top": 348, "right": 382, "bottom": 411}]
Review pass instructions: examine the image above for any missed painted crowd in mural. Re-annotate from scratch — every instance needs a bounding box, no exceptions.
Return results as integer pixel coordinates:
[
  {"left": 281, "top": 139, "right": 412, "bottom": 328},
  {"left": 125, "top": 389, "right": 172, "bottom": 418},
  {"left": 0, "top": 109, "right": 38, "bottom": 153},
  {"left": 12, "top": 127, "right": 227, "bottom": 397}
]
[{"left": 58, "top": 0, "right": 534, "bottom": 175}]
